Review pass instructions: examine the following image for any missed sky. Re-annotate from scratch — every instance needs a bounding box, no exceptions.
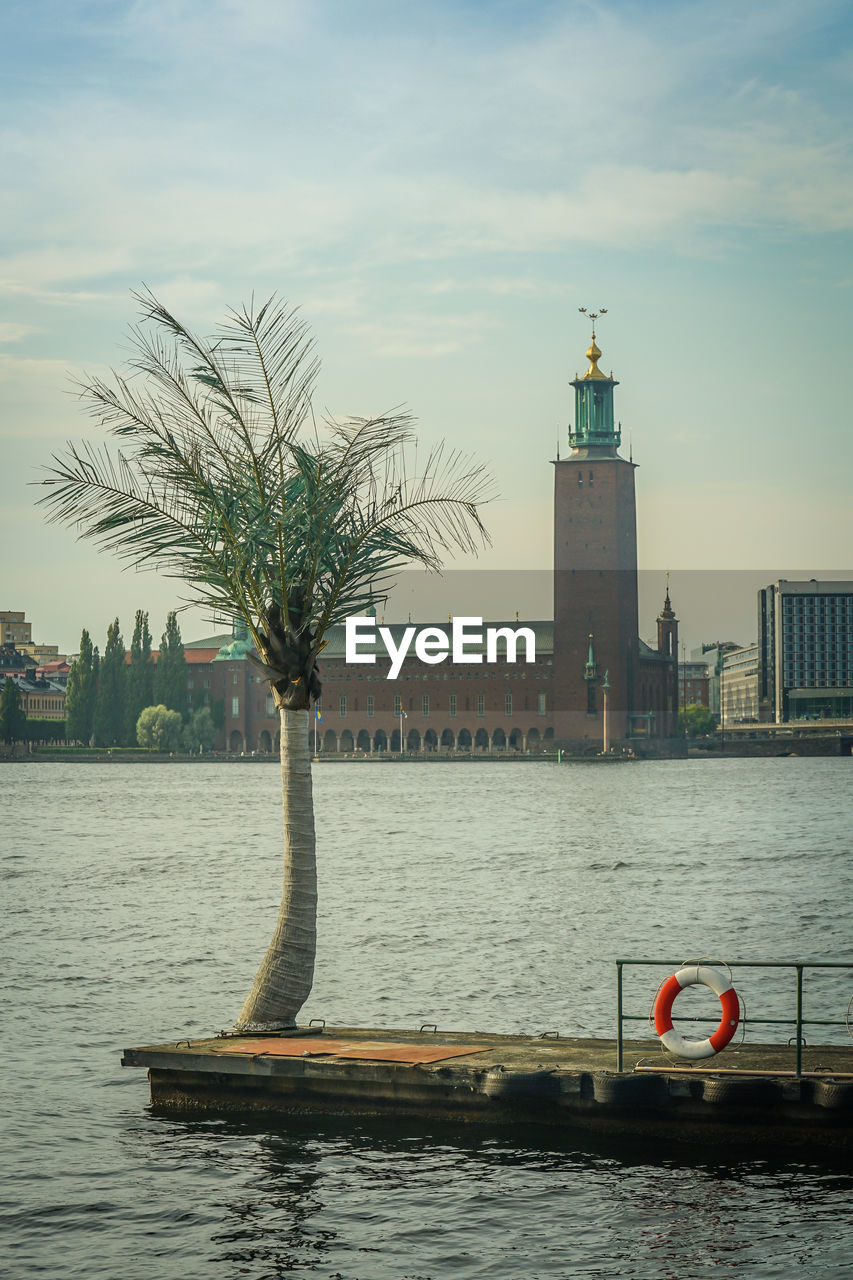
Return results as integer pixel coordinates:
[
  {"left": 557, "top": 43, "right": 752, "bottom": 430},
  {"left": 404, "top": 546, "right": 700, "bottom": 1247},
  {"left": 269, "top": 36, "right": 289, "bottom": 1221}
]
[{"left": 2, "top": 0, "right": 852, "bottom": 655}]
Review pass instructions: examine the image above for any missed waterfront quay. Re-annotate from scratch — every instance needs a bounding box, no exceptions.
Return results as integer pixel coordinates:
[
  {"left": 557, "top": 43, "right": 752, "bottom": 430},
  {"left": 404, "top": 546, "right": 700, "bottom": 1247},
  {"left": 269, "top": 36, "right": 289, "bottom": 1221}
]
[
  {"left": 8, "top": 725, "right": 851, "bottom": 762},
  {"left": 123, "top": 1026, "right": 853, "bottom": 1151}
]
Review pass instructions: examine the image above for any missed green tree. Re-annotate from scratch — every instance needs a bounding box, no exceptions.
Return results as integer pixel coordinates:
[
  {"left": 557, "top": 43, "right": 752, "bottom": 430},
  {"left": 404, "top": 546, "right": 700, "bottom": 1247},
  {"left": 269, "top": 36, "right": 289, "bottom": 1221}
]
[
  {"left": 136, "top": 704, "right": 183, "bottom": 751},
  {"left": 93, "top": 618, "right": 126, "bottom": 746},
  {"left": 125, "top": 610, "right": 154, "bottom": 742},
  {"left": 154, "top": 611, "right": 188, "bottom": 719},
  {"left": 182, "top": 705, "right": 216, "bottom": 753},
  {"left": 65, "top": 628, "right": 99, "bottom": 744},
  {"left": 38, "top": 290, "right": 492, "bottom": 1030},
  {"left": 678, "top": 703, "right": 718, "bottom": 738},
  {"left": 25, "top": 718, "right": 67, "bottom": 744},
  {"left": 0, "top": 677, "right": 27, "bottom": 744}
]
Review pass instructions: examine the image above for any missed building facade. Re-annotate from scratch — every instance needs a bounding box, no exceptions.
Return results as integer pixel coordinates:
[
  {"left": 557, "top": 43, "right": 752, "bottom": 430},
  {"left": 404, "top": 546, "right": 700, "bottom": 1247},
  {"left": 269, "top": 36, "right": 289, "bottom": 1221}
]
[
  {"left": 677, "top": 659, "right": 710, "bottom": 708},
  {"left": 758, "top": 580, "right": 853, "bottom": 722},
  {"left": 22, "top": 642, "right": 65, "bottom": 665},
  {"left": 691, "top": 642, "right": 740, "bottom": 717},
  {"left": 189, "top": 622, "right": 557, "bottom": 755},
  {"left": 14, "top": 674, "right": 67, "bottom": 721},
  {"left": 721, "top": 643, "right": 760, "bottom": 724},
  {"left": 0, "top": 611, "right": 66, "bottom": 663},
  {"left": 0, "top": 612, "right": 32, "bottom": 646},
  {"left": 1, "top": 640, "right": 67, "bottom": 727}
]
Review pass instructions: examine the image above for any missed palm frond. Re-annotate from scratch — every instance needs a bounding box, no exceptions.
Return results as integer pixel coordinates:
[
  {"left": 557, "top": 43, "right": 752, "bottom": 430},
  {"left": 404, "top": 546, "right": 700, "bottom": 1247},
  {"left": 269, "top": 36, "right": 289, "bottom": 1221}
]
[
  {"left": 214, "top": 296, "right": 320, "bottom": 439},
  {"left": 38, "top": 290, "right": 496, "bottom": 697}
]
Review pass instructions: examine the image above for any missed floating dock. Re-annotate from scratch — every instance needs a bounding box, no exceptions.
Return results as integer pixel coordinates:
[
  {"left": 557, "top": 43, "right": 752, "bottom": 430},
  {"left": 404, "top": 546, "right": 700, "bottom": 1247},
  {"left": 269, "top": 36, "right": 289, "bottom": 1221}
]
[{"left": 122, "top": 1026, "right": 853, "bottom": 1150}]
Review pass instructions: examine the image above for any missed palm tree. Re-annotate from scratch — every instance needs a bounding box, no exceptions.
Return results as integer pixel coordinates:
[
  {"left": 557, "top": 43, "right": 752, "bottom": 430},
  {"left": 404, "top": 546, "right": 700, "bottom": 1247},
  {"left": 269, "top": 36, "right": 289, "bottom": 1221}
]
[{"left": 38, "top": 290, "right": 493, "bottom": 1031}]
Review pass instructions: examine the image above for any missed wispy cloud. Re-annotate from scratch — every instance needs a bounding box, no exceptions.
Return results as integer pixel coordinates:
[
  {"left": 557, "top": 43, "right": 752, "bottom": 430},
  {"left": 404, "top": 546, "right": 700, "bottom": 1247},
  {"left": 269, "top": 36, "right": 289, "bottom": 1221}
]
[
  {"left": 0, "top": 280, "right": 112, "bottom": 305},
  {"left": 346, "top": 309, "right": 497, "bottom": 360},
  {"left": 3, "top": 0, "right": 852, "bottom": 300},
  {"left": 0, "top": 321, "right": 36, "bottom": 342}
]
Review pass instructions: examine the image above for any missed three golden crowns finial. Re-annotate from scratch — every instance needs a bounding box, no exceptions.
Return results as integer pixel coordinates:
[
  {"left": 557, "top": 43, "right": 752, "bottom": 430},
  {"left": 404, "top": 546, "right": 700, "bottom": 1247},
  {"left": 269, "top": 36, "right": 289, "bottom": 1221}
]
[{"left": 578, "top": 305, "right": 607, "bottom": 338}]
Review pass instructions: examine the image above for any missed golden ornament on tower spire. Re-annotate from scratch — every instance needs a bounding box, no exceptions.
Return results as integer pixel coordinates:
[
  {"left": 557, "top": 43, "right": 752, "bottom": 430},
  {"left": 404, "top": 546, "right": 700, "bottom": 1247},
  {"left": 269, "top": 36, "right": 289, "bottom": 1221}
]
[{"left": 577, "top": 306, "right": 611, "bottom": 380}]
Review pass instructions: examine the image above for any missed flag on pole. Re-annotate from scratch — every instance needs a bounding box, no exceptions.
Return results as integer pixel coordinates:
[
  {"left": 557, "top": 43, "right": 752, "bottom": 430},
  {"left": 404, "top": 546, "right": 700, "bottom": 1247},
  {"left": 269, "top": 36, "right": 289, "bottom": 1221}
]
[
  {"left": 315, "top": 705, "right": 322, "bottom": 722},
  {"left": 400, "top": 708, "right": 407, "bottom": 718}
]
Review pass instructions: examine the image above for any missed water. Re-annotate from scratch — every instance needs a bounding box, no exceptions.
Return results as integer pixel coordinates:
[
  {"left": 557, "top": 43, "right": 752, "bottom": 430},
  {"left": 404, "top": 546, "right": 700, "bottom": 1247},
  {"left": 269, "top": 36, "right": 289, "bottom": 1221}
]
[{"left": 2, "top": 757, "right": 852, "bottom": 1279}]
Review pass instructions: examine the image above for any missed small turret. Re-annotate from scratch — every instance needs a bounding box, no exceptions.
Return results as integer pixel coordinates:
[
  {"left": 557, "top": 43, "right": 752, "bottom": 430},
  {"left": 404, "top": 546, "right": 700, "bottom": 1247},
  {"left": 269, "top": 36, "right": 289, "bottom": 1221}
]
[
  {"left": 657, "top": 577, "right": 678, "bottom": 658},
  {"left": 584, "top": 633, "right": 598, "bottom": 682},
  {"left": 583, "top": 633, "right": 599, "bottom": 715}
]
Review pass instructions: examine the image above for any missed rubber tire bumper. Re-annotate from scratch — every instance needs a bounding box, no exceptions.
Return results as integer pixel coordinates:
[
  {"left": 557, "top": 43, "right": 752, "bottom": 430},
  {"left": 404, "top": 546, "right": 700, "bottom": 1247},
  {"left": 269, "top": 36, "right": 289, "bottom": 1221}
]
[
  {"left": 481, "top": 1068, "right": 561, "bottom": 1100},
  {"left": 701, "top": 1077, "right": 780, "bottom": 1107},
  {"left": 812, "top": 1079, "right": 853, "bottom": 1110},
  {"left": 592, "top": 1072, "right": 669, "bottom": 1108}
]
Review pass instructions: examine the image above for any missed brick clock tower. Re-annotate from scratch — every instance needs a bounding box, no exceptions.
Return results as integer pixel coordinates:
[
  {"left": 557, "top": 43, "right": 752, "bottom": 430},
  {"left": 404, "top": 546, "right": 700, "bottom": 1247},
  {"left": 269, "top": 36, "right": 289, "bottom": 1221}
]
[{"left": 553, "top": 320, "right": 641, "bottom": 745}]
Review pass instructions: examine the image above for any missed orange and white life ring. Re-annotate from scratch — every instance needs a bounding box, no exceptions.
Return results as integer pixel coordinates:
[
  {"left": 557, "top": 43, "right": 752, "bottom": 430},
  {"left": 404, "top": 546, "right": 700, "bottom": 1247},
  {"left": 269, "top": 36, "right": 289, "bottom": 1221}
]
[{"left": 653, "top": 964, "right": 740, "bottom": 1060}]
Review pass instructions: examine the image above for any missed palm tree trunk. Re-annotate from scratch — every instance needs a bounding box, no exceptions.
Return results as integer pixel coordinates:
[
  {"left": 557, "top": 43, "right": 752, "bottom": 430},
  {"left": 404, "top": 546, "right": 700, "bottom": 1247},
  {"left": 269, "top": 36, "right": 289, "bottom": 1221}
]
[{"left": 234, "top": 707, "right": 317, "bottom": 1030}]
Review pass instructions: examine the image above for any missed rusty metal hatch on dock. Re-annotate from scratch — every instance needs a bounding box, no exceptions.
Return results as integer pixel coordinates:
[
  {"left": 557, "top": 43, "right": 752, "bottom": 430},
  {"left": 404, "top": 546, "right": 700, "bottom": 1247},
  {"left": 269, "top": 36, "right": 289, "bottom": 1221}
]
[{"left": 212, "top": 1038, "right": 490, "bottom": 1065}]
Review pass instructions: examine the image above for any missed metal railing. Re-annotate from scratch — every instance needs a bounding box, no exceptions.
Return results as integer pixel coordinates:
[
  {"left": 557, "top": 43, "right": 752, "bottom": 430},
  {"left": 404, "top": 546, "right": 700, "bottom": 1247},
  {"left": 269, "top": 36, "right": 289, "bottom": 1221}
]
[{"left": 616, "top": 959, "right": 853, "bottom": 1076}]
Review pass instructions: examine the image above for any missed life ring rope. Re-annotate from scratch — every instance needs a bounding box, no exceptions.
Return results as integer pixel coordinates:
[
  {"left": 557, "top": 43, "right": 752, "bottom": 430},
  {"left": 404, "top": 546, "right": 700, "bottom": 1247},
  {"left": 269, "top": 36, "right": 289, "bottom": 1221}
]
[{"left": 653, "top": 963, "right": 740, "bottom": 1061}]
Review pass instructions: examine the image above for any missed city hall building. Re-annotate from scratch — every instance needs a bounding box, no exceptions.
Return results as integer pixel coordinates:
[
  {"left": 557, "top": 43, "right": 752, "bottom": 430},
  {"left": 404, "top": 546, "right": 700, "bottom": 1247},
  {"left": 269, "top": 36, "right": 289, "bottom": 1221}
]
[{"left": 188, "top": 331, "right": 681, "bottom": 755}]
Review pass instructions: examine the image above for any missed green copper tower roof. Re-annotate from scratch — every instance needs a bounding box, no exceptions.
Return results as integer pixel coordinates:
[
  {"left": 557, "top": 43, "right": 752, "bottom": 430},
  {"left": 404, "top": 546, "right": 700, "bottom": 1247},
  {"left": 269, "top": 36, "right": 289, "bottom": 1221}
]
[{"left": 569, "top": 334, "right": 622, "bottom": 454}]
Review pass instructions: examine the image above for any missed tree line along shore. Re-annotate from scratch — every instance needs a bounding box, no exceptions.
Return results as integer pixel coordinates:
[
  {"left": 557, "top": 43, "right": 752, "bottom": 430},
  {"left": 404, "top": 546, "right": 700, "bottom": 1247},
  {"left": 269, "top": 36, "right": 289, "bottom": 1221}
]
[{"left": 1, "top": 610, "right": 221, "bottom": 752}]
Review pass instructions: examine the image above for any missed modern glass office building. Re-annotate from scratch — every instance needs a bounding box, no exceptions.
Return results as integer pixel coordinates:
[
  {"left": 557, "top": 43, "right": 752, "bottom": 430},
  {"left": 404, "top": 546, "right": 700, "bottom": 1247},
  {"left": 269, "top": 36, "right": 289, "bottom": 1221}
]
[{"left": 758, "top": 580, "right": 853, "bottom": 722}]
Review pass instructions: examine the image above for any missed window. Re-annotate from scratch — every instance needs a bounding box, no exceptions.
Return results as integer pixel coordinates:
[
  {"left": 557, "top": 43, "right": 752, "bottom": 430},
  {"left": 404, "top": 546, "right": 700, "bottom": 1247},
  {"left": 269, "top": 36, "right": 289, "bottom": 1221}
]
[
  {"left": 266, "top": 693, "right": 275, "bottom": 717},
  {"left": 477, "top": 693, "right": 485, "bottom": 717},
  {"left": 339, "top": 695, "right": 347, "bottom": 718},
  {"left": 367, "top": 695, "right": 374, "bottom": 718},
  {"left": 394, "top": 694, "right": 402, "bottom": 716},
  {"left": 505, "top": 693, "right": 512, "bottom": 716},
  {"left": 449, "top": 693, "right": 457, "bottom": 717},
  {"left": 422, "top": 694, "right": 429, "bottom": 717},
  {"left": 231, "top": 697, "right": 239, "bottom": 718},
  {"left": 233, "top": 673, "right": 238, "bottom": 685}
]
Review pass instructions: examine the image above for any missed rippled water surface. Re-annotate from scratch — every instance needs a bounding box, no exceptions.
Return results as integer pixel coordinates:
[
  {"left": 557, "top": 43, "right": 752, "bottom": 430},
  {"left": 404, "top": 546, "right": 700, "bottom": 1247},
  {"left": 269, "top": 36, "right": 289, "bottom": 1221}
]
[{"left": 3, "top": 758, "right": 853, "bottom": 1279}]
